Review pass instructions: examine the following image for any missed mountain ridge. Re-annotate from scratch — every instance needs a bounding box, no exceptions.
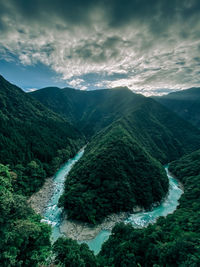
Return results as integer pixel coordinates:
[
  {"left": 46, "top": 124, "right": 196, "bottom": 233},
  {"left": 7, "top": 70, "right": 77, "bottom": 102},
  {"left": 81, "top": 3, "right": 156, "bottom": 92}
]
[
  {"left": 0, "top": 74, "right": 85, "bottom": 195},
  {"left": 30, "top": 80, "right": 200, "bottom": 223},
  {"left": 153, "top": 87, "right": 200, "bottom": 128}
]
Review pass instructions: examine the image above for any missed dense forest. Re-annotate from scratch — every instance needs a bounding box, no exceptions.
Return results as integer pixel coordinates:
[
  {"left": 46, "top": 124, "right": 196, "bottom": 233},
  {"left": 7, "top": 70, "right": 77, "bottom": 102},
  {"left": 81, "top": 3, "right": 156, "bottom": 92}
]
[
  {"left": 1, "top": 75, "right": 200, "bottom": 266},
  {"left": 154, "top": 87, "right": 200, "bottom": 128},
  {"left": 97, "top": 149, "right": 200, "bottom": 266},
  {"left": 34, "top": 149, "right": 200, "bottom": 266},
  {"left": 33, "top": 84, "right": 200, "bottom": 223},
  {"left": 0, "top": 164, "right": 51, "bottom": 266},
  {"left": 0, "top": 75, "right": 85, "bottom": 195},
  {"left": 59, "top": 121, "right": 169, "bottom": 224}
]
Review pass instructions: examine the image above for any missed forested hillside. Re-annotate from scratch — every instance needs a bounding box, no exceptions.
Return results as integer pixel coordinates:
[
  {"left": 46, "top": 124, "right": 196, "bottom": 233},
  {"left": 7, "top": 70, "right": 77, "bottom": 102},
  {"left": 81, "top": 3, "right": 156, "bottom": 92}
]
[
  {"left": 0, "top": 75, "right": 84, "bottom": 195},
  {"left": 32, "top": 86, "right": 200, "bottom": 163},
  {"left": 31, "top": 86, "right": 146, "bottom": 138},
  {"left": 154, "top": 87, "right": 200, "bottom": 128},
  {"left": 1, "top": 75, "right": 200, "bottom": 265},
  {"left": 0, "top": 164, "right": 51, "bottom": 266},
  {"left": 97, "top": 150, "right": 200, "bottom": 266},
  {"left": 59, "top": 94, "right": 200, "bottom": 223},
  {"left": 33, "top": 84, "right": 200, "bottom": 223},
  {"left": 59, "top": 121, "right": 169, "bottom": 224}
]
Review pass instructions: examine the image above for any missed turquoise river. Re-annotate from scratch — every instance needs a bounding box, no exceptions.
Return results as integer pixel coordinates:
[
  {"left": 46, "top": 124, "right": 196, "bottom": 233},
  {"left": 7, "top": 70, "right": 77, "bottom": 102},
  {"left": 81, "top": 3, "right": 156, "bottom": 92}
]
[{"left": 41, "top": 148, "right": 183, "bottom": 255}]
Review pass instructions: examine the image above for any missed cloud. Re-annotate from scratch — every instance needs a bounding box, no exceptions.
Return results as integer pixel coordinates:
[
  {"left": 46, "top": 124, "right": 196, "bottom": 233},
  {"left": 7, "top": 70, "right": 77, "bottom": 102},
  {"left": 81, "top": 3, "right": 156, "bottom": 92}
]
[
  {"left": 25, "top": 88, "right": 37, "bottom": 92},
  {"left": 0, "top": 0, "right": 200, "bottom": 95}
]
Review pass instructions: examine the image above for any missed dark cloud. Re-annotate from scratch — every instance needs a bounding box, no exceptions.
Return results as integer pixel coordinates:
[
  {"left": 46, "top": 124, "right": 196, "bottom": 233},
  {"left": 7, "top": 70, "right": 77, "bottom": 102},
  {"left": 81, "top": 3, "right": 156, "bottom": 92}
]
[
  {"left": 106, "top": 0, "right": 200, "bottom": 31},
  {"left": 8, "top": 0, "right": 97, "bottom": 27},
  {"left": 0, "top": 0, "right": 199, "bottom": 33}
]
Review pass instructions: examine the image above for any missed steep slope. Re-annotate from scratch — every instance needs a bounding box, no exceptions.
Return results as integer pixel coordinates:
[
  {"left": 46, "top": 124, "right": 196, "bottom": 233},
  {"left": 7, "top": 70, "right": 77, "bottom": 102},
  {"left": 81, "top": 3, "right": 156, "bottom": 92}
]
[
  {"left": 31, "top": 86, "right": 146, "bottom": 138},
  {"left": 59, "top": 122, "right": 169, "bottom": 224},
  {"left": 0, "top": 75, "right": 84, "bottom": 195},
  {"left": 32, "top": 86, "right": 200, "bottom": 163},
  {"left": 32, "top": 85, "right": 200, "bottom": 223},
  {"left": 169, "top": 149, "right": 200, "bottom": 182},
  {"left": 154, "top": 87, "right": 200, "bottom": 128},
  {"left": 119, "top": 98, "right": 200, "bottom": 163},
  {"left": 59, "top": 99, "right": 200, "bottom": 223}
]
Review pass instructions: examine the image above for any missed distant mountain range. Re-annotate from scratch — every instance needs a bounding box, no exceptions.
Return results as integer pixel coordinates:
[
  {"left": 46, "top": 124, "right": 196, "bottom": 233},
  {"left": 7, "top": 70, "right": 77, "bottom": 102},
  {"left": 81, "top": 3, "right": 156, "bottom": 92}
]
[{"left": 153, "top": 87, "right": 200, "bottom": 128}]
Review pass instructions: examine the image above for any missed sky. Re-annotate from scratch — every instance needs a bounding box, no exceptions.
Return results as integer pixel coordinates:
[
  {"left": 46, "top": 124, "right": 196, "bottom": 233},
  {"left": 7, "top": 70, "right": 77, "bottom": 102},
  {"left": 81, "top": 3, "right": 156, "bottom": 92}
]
[{"left": 0, "top": 0, "right": 200, "bottom": 96}]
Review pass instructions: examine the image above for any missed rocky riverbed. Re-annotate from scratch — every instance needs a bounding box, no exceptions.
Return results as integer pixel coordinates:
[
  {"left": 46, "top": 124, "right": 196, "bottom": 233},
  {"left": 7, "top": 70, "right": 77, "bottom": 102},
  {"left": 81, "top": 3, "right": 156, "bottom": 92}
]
[
  {"left": 28, "top": 179, "right": 143, "bottom": 241},
  {"left": 28, "top": 177, "right": 54, "bottom": 214},
  {"left": 59, "top": 212, "right": 129, "bottom": 241}
]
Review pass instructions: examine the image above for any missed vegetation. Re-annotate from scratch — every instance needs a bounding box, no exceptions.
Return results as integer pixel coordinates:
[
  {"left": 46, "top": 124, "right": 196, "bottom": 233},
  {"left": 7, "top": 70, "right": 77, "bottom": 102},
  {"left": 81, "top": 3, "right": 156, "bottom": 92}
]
[
  {"left": 53, "top": 237, "right": 97, "bottom": 267},
  {"left": 97, "top": 149, "right": 200, "bottom": 266},
  {"left": 154, "top": 87, "right": 200, "bottom": 128},
  {"left": 1, "top": 75, "right": 200, "bottom": 265},
  {"left": 32, "top": 86, "right": 200, "bottom": 163},
  {"left": 0, "top": 75, "right": 85, "bottom": 195},
  {"left": 59, "top": 122, "right": 169, "bottom": 224},
  {"left": 0, "top": 164, "right": 51, "bottom": 266},
  {"left": 33, "top": 84, "right": 200, "bottom": 224}
]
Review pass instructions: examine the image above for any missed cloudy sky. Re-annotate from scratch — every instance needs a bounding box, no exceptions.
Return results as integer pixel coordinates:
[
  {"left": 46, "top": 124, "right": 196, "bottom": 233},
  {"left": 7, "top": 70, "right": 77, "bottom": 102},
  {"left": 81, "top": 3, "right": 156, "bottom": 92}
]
[{"left": 0, "top": 0, "right": 200, "bottom": 95}]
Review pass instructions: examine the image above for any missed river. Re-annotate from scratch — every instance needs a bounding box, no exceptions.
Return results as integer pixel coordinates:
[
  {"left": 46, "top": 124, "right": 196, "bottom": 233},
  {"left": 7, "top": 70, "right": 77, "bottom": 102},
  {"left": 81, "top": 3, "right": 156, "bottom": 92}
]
[
  {"left": 41, "top": 148, "right": 183, "bottom": 255},
  {"left": 41, "top": 148, "right": 84, "bottom": 241}
]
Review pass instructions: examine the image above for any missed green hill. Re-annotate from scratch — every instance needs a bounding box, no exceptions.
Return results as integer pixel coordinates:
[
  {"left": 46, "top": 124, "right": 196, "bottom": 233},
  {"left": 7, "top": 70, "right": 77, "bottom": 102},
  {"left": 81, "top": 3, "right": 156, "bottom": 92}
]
[
  {"left": 59, "top": 121, "right": 169, "bottom": 224},
  {"left": 0, "top": 75, "right": 84, "bottom": 195},
  {"left": 154, "top": 87, "right": 200, "bottom": 128}
]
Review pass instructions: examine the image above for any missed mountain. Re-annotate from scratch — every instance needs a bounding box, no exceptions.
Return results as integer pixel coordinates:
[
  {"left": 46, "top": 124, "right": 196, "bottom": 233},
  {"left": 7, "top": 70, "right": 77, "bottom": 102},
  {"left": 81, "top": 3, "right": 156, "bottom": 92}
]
[
  {"left": 32, "top": 85, "right": 200, "bottom": 223},
  {"left": 0, "top": 75, "right": 84, "bottom": 195},
  {"left": 31, "top": 86, "right": 146, "bottom": 138},
  {"left": 32, "top": 86, "right": 200, "bottom": 163},
  {"left": 153, "top": 87, "right": 200, "bottom": 128}
]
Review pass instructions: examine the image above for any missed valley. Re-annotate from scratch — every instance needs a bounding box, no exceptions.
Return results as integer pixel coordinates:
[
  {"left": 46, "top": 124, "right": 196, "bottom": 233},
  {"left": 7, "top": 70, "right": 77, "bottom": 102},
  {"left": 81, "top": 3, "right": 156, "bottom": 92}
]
[
  {"left": 0, "top": 75, "right": 200, "bottom": 266},
  {"left": 1, "top": 1, "right": 200, "bottom": 266},
  {"left": 29, "top": 150, "right": 183, "bottom": 255}
]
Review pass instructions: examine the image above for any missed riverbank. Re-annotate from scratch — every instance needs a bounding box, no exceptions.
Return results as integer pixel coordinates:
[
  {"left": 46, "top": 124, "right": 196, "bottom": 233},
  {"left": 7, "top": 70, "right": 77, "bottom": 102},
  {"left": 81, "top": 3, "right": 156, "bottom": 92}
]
[
  {"left": 59, "top": 212, "right": 130, "bottom": 241},
  {"left": 28, "top": 177, "right": 54, "bottom": 214},
  {"left": 28, "top": 156, "right": 183, "bottom": 254},
  {"left": 28, "top": 181, "right": 143, "bottom": 241}
]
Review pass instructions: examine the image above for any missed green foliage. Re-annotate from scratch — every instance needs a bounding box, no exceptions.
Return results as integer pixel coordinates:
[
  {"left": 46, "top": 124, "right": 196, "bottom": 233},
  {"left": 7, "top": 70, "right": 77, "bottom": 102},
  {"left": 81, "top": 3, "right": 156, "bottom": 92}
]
[
  {"left": 98, "top": 150, "right": 200, "bottom": 266},
  {"left": 0, "top": 75, "right": 85, "bottom": 195},
  {"left": 0, "top": 164, "right": 51, "bottom": 266},
  {"left": 53, "top": 237, "right": 97, "bottom": 267},
  {"left": 60, "top": 122, "right": 169, "bottom": 224},
  {"left": 32, "top": 82, "right": 200, "bottom": 223},
  {"left": 1, "top": 75, "right": 200, "bottom": 266},
  {"left": 32, "top": 85, "right": 200, "bottom": 163}
]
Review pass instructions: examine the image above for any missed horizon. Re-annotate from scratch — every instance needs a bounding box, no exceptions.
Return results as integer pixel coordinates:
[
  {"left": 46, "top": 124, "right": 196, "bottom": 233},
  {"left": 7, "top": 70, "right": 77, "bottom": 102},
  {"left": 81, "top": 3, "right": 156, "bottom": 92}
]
[{"left": 0, "top": 72, "right": 189, "bottom": 97}]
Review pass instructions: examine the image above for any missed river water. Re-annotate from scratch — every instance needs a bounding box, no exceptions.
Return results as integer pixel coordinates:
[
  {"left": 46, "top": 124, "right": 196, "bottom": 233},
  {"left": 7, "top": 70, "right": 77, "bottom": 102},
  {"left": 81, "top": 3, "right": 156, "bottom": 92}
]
[
  {"left": 42, "top": 149, "right": 183, "bottom": 254},
  {"left": 41, "top": 148, "right": 85, "bottom": 241}
]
